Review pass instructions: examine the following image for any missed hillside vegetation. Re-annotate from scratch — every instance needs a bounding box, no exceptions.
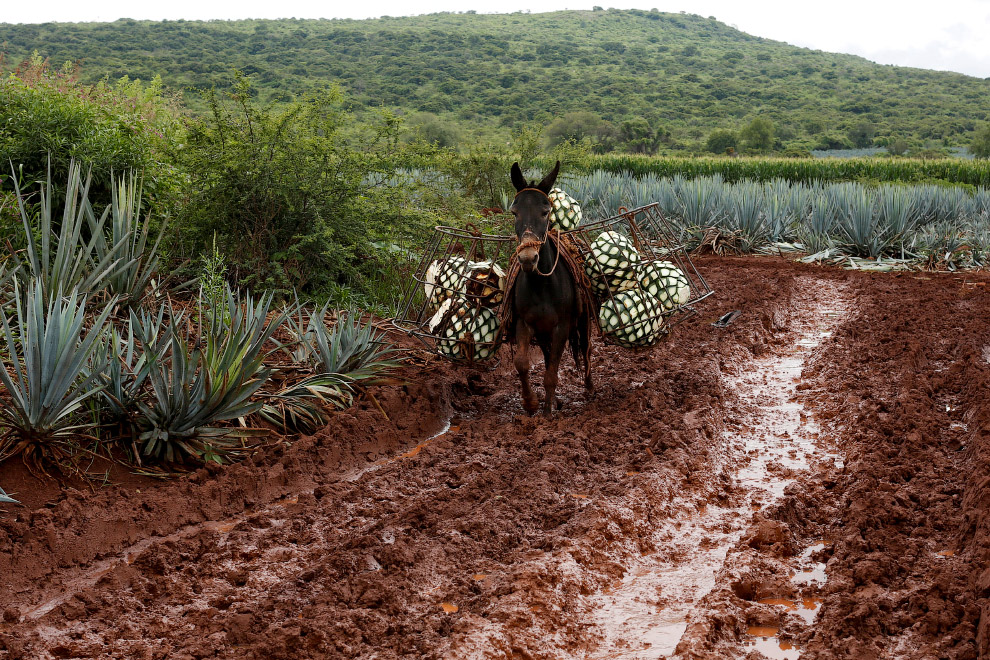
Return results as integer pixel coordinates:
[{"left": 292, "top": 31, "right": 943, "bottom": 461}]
[{"left": 2, "top": 9, "right": 990, "bottom": 153}]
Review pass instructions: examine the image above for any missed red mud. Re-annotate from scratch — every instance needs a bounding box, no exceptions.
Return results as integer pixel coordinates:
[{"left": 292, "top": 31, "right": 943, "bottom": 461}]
[{"left": 1, "top": 257, "right": 989, "bottom": 659}]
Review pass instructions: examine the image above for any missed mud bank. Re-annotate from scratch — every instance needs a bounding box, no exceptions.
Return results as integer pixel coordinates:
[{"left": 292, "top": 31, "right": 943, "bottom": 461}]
[
  {"left": 2, "top": 258, "right": 990, "bottom": 660},
  {"left": 663, "top": 267, "right": 990, "bottom": 660}
]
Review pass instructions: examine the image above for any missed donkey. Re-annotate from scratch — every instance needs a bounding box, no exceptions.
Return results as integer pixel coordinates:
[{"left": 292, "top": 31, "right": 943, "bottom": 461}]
[{"left": 508, "top": 161, "right": 592, "bottom": 416}]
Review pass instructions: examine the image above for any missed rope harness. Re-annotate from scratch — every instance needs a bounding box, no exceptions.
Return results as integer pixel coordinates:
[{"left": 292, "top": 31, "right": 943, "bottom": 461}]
[
  {"left": 499, "top": 225, "right": 602, "bottom": 354},
  {"left": 512, "top": 187, "right": 562, "bottom": 277},
  {"left": 515, "top": 229, "right": 562, "bottom": 277}
]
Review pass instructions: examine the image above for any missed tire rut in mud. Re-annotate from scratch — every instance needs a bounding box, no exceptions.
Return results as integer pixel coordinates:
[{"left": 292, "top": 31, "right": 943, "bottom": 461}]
[
  {"left": 655, "top": 269, "right": 990, "bottom": 660},
  {"left": 577, "top": 276, "right": 851, "bottom": 660}
]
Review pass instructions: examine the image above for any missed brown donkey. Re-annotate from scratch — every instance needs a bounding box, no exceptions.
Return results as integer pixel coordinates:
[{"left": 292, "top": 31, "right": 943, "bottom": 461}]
[{"left": 506, "top": 161, "right": 593, "bottom": 416}]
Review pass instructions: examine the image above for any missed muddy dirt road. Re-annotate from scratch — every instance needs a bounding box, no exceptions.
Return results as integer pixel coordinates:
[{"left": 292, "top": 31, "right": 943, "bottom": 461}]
[{"left": 1, "top": 257, "right": 989, "bottom": 659}]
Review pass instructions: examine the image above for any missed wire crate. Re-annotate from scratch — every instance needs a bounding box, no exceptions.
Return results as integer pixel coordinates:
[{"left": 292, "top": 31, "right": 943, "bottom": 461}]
[
  {"left": 566, "top": 203, "right": 714, "bottom": 348},
  {"left": 392, "top": 225, "right": 514, "bottom": 363},
  {"left": 394, "top": 204, "right": 714, "bottom": 361}
]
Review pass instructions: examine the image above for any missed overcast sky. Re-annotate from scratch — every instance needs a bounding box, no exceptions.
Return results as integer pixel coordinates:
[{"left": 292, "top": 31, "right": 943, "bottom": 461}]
[{"left": 5, "top": 1, "right": 990, "bottom": 79}]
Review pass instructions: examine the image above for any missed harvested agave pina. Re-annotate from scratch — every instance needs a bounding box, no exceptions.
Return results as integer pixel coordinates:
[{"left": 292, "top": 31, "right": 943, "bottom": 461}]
[
  {"left": 584, "top": 230, "right": 640, "bottom": 297},
  {"left": 599, "top": 289, "right": 667, "bottom": 348},
  {"left": 428, "top": 297, "right": 455, "bottom": 333},
  {"left": 430, "top": 300, "right": 500, "bottom": 360},
  {"left": 548, "top": 187, "right": 582, "bottom": 231},
  {"left": 424, "top": 256, "right": 468, "bottom": 310},
  {"left": 464, "top": 306, "right": 500, "bottom": 360},
  {"left": 639, "top": 261, "right": 691, "bottom": 310},
  {"left": 463, "top": 260, "right": 507, "bottom": 308}
]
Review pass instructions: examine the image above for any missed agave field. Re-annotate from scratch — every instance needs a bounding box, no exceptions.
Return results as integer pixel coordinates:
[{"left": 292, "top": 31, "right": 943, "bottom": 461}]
[
  {"left": 547, "top": 154, "right": 990, "bottom": 186},
  {"left": 551, "top": 171, "right": 990, "bottom": 269},
  {"left": 5, "top": 161, "right": 990, "bottom": 660},
  {"left": 0, "top": 161, "right": 398, "bottom": 484}
]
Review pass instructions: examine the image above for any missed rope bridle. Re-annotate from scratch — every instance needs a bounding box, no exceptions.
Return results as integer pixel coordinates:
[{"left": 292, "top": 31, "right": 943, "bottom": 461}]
[{"left": 512, "top": 188, "right": 561, "bottom": 277}]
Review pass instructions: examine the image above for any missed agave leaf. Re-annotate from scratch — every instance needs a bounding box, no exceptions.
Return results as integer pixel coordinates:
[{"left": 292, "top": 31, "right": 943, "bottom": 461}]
[
  {"left": 87, "top": 172, "right": 167, "bottom": 306},
  {"left": 722, "top": 181, "right": 770, "bottom": 252},
  {"left": 8, "top": 159, "right": 130, "bottom": 303},
  {"left": 259, "top": 373, "right": 356, "bottom": 433},
  {"left": 308, "top": 306, "right": 401, "bottom": 382},
  {"left": 0, "top": 279, "right": 116, "bottom": 468},
  {"left": 0, "top": 486, "right": 19, "bottom": 505},
  {"left": 135, "top": 284, "right": 283, "bottom": 463}
]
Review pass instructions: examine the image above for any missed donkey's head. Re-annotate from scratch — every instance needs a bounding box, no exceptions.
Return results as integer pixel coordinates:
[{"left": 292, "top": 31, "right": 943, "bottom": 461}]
[{"left": 509, "top": 160, "right": 560, "bottom": 273}]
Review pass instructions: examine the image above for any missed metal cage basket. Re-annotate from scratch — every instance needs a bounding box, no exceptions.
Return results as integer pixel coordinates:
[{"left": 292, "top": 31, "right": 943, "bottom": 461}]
[
  {"left": 565, "top": 203, "right": 713, "bottom": 349},
  {"left": 392, "top": 225, "right": 514, "bottom": 363}
]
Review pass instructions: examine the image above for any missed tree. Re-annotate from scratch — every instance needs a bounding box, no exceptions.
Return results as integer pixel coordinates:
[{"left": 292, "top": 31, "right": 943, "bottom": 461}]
[
  {"left": 739, "top": 117, "right": 775, "bottom": 152},
  {"left": 177, "top": 76, "right": 431, "bottom": 295},
  {"left": 406, "top": 112, "right": 462, "bottom": 148},
  {"left": 619, "top": 115, "right": 670, "bottom": 155},
  {"left": 0, "top": 54, "right": 181, "bottom": 209},
  {"left": 887, "top": 137, "right": 909, "bottom": 156},
  {"left": 546, "top": 111, "right": 604, "bottom": 146},
  {"left": 972, "top": 124, "right": 990, "bottom": 159},
  {"left": 705, "top": 129, "right": 737, "bottom": 154},
  {"left": 847, "top": 121, "right": 876, "bottom": 148}
]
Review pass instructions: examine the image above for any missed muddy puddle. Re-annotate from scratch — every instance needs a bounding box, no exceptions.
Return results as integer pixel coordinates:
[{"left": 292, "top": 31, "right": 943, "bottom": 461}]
[
  {"left": 586, "top": 279, "right": 849, "bottom": 659},
  {"left": 744, "top": 628, "right": 801, "bottom": 660}
]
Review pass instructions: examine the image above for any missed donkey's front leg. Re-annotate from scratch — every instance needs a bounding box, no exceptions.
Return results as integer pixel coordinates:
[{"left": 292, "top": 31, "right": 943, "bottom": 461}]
[
  {"left": 514, "top": 322, "right": 539, "bottom": 414},
  {"left": 542, "top": 324, "right": 570, "bottom": 416}
]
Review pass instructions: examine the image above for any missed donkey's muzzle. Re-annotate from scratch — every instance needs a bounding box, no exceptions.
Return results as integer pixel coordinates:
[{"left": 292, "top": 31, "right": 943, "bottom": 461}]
[{"left": 516, "top": 233, "right": 543, "bottom": 273}]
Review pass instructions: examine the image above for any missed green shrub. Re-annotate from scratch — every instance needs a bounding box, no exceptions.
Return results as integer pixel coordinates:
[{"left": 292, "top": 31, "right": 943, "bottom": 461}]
[
  {"left": 0, "top": 54, "right": 182, "bottom": 210},
  {"left": 173, "top": 74, "right": 434, "bottom": 297}
]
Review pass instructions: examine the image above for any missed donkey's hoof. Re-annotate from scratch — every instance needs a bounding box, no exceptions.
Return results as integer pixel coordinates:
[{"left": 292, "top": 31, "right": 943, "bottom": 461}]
[{"left": 523, "top": 397, "right": 540, "bottom": 415}]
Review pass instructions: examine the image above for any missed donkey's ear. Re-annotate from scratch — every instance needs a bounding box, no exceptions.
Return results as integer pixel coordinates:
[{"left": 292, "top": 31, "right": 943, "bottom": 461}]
[
  {"left": 536, "top": 160, "right": 560, "bottom": 194},
  {"left": 510, "top": 162, "right": 527, "bottom": 191}
]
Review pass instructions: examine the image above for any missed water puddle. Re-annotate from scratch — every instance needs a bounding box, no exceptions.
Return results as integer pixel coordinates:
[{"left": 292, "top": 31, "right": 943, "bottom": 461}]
[
  {"left": 744, "top": 627, "right": 801, "bottom": 660},
  {"left": 791, "top": 542, "right": 827, "bottom": 586},
  {"left": 587, "top": 279, "right": 849, "bottom": 659},
  {"left": 757, "top": 597, "right": 822, "bottom": 625}
]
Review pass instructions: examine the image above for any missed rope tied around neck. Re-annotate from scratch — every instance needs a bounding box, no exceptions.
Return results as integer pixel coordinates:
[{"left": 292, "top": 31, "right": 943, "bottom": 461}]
[
  {"left": 512, "top": 186, "right": 558, "bottom": 276},
  {"left": 515, "top": 228, "right": 561, "bottom": 277}
]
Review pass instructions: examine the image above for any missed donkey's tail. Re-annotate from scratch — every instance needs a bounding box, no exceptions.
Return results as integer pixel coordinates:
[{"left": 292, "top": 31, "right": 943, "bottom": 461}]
[
  {"left": 569, "top": 325, "right": 583, "bottom": 370},
  {"left": 570, "top": 309, "right": 594, "bottom": 391}
]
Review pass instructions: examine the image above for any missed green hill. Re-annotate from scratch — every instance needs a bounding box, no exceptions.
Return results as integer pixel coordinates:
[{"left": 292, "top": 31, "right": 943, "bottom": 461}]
[{"left": 2, "top": 9, "right": 989, "bottom": 152}]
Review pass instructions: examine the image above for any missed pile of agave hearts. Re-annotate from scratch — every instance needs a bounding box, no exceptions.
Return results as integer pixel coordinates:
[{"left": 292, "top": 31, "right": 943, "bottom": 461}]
[{"left": 422, "top": 188, "right": 692, "bottom": 358}]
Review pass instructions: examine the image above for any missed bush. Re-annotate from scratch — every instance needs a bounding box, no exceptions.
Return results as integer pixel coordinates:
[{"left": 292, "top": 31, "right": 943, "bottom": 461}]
[
  {"left": 0, "top": 53, "right": 182, "bottom": 210},
  {"left": 705, "top": 129, "right": 738, "bottom": 155},
  {"left": 972, "top": 124, "right": 990, "bottom": 160},
  {"left": 174, "top": 74, "right": 434, "bottom": 297}
]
